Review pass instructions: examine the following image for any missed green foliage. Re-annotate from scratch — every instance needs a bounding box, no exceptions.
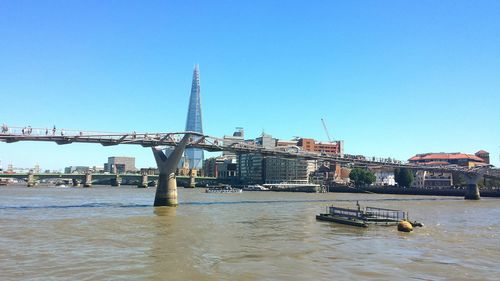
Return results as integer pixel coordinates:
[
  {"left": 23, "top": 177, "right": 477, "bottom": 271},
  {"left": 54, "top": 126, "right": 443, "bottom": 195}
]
[
  {"left": 485, "top": 177, "right": 500, "bottom": 188},
  {"left": 452, "top": 174, "right": 499, "bottom": 188},
  {"left": 451, "top": 172, "right": 466, "bottom": 187},
  {"left": 349, "top": 168, "right": 376, "bottom": 187},
  {"left": 394, "top": 168, "right": 414, "bottom": 188}
]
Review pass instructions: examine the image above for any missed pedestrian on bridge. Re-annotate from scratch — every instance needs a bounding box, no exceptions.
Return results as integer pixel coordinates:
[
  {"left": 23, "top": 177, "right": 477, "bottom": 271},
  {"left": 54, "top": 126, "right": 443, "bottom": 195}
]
[
  {"left": 52, "top": 125, "right": 56, "bottom": 136},
  {"left": 1, "top": 123, "right": 8, "bottom": 134}
]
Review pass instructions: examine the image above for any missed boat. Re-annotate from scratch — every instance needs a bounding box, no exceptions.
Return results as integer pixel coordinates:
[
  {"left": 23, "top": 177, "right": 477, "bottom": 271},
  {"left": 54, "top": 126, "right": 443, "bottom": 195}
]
[
  {"left": 316, "top": 201, "right": 419, "bottom": 228},
  {"left": 55, "top": 181, "right": 69, "bottom": 188},
  {"left": 205, "top": 185, "right": 243, "bottom": 193},
  {"left": 242, "top": 184, "right": 269, "bottom": 191},
  {"left": 0, "top": 178, "right": 8, "bottom": 186},
  {"left": 263, "top": 182, "right": 320, "bottom": 192}
]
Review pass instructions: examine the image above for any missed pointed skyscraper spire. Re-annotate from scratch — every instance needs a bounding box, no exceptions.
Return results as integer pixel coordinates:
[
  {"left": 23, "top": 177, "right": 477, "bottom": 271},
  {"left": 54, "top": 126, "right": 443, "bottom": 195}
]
[{"left": 184, "top": 64, "right": 204, "bottom": 169}]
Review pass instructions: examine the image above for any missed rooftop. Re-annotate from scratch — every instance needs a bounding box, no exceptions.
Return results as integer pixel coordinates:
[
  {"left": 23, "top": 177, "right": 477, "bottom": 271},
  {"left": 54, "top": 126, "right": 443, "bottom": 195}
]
[{"left": 409, "top": 152, "right": 485, "bottom": 163}]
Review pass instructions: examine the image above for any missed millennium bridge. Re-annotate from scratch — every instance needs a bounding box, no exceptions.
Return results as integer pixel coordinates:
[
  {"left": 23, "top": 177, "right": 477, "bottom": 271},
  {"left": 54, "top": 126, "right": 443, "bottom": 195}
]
[{"left": 1, "top": 126, "right": 498, "bottom": 206}]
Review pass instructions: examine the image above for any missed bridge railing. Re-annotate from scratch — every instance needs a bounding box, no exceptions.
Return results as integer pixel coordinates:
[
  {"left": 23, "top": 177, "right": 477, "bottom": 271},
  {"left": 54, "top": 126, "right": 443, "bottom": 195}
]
[
  {"left": 0, "top": 126, "right": 193, "bottom": 142},
  {"left": 1, "top": 126, "right": 132, "bottom": 137}
]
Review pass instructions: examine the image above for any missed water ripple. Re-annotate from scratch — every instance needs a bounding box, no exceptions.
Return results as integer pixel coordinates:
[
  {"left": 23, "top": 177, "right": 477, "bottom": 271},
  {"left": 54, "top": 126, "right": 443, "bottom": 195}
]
[
  {"left": 0, "top": 197, "right": 460, "bottom": 210},
  {"left": 0, "top": 202, "right": 151, "bottom": 210}
]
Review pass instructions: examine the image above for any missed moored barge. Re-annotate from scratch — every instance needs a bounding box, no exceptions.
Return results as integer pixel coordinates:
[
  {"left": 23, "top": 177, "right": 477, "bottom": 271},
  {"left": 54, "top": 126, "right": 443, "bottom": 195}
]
[{"left": 316, "top": 202, "right": 412, "bottom": 227}]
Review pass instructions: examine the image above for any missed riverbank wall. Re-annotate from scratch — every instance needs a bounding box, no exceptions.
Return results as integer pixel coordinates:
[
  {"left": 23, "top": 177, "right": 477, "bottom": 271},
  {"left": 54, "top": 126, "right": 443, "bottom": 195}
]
[{"left": 328, "top": 185, "right": 500, "bottom": 198}]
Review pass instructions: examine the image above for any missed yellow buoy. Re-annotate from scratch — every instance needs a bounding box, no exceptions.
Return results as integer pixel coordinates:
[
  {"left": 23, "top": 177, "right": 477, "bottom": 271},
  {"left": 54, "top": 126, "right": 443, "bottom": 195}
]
[{"left": 397, "top": 220, "right": 413, "bottom": 232}]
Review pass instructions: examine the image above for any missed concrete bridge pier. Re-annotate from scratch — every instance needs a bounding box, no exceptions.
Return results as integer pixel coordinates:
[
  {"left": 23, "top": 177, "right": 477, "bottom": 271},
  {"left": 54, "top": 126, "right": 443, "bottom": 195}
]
[
  {"left": 189, "top": 169, "right": 196, "bottom": 188},
  {"left": 111, "top": 175, "right": 121, "bottom": 187},
  {"left": 138, "top": 172, "right": 148, "bottom": 188},
  {"left": 464, "top": 173, "right": 481, "bottom": 200},
  {"left": 27, "top": 171, "right": 36, "bottom": 187},
  {"left": 72, "top": 178, "right": 81, "bottom": 187},
  {"left": 152, "top": 134, "right": 191, "bottom": 207},
  {"left": 83, "top": 172, "right": 92, "bottom": 187}
]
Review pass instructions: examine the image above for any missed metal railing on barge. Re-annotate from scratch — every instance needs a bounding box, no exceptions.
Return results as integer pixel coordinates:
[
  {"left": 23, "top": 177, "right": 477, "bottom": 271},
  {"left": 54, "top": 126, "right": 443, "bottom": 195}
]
[
  {"left": 324, "top": 204, "right": 408, "bottom": 226},
  {"left": 363, "top": 207, "right": 407, "bottom": 223}
]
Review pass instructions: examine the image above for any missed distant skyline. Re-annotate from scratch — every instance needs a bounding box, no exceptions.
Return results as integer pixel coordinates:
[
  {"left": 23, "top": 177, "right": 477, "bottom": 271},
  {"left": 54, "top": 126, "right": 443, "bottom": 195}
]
[{"left": 0, "top": 0, "right": 499, "bottom": 170}]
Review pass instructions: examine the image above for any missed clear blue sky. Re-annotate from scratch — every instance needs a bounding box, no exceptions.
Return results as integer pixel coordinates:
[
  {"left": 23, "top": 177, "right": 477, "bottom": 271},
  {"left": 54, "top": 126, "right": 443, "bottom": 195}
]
[{"left": 1, "top": 0, "right": 499, "bottom": 170}]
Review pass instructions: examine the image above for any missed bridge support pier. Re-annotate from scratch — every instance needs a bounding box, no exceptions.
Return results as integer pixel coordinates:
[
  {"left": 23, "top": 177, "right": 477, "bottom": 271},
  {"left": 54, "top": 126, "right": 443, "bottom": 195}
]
[
  {"left": 111, "top": 175, "right": 121, "bottom": 187},
  {"left": 27, "top": 171, "right": 36, "bottom": 187},
  {"left": 464, "top": 173, "right": 481, "bottom": 200},
  {"left": 152, "top": 134, "right": 191, "bottom": 207},
  {"left": 138, "top": 172, "right": 148, "bottom": 188},
  {"left": 72, "top": 178, "right": 81, "bottom": 187},
  {"left": 83, "top": 172, "right": 92, "bottom": 187},
  {"left": 189, "top": 169, "right": 196, "bottom": 188}
]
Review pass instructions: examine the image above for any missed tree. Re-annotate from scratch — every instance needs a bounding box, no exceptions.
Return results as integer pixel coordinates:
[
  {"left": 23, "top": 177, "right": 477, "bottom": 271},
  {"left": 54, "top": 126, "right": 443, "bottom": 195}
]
[
  {"left": 451, "top": 172, "right": 466, "bottom": 187},
  {"left": 349, "top": 168, "right": 376, "bottom": 187},
  {"left": 394, "top": 168, "right": 414, "bottom": 188},
  {"left": 485, "top": 177, "right": 500, "bottom": 188}
]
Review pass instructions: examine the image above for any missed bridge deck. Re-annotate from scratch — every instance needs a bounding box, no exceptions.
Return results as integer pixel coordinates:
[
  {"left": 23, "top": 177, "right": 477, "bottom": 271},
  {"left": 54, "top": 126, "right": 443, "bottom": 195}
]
[{"left": 1, "top": 127, "right": 498, "bottom": 178}]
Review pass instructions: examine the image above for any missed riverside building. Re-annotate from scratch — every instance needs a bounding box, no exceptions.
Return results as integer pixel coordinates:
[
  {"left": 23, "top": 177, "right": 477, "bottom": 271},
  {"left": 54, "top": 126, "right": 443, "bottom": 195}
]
[
  {"left": 237, "top": 133, "right": 314, "bottom": 184},
  {"left": 203, "top": 156, "right": 237, "bottom": 180},
  {"left": 296, "top": 138, "right": 344, "bottom": 156},
  {"left": 371, "top": 167, "right": 396, "bottom": 186},
  {"left": 64, "top": 166, "right": 90, "bottom": 174},
  {"left": 104, "top": 157, "right": 136, "bottom": 174},
  {"left": 413, "top": 171, "right": 453, "bottom": 188},
  {"left": 408, "top": 151, "right": 489, "bottom": 168},
  {"left": 222, "top": 128, "right": 245, "bottom": 158}
]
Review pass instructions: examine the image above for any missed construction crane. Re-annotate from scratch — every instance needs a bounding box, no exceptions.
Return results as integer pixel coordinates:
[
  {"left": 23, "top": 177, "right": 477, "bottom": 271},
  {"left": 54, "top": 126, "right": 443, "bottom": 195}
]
[{"left": 321, "top": 118, "right": 333, "bottom": 143}]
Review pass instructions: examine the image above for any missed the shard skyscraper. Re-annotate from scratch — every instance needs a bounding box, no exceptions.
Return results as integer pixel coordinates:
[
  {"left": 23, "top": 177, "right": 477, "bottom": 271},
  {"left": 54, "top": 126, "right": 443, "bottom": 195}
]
[{"left": 184, "top": 64, "right": 204, "bottom": 169}]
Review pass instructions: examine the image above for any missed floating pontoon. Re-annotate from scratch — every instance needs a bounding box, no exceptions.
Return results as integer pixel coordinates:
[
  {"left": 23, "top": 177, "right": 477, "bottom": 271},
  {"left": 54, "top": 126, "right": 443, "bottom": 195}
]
[{"left": 316, "top": 202, "right": 417, "bottom": 228}]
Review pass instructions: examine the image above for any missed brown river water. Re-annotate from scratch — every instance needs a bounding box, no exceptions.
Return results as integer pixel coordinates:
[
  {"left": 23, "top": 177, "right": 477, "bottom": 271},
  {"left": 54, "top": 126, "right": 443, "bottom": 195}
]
[{"left": 0, "top": 185, "right": 499, "bottom": 281}]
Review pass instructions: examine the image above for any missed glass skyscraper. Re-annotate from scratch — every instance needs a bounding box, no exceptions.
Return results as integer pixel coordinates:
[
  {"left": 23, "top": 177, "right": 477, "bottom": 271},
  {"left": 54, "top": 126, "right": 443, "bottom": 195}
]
[{"left": 184, "top": 64, "right": 204, "bottom": 169}]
